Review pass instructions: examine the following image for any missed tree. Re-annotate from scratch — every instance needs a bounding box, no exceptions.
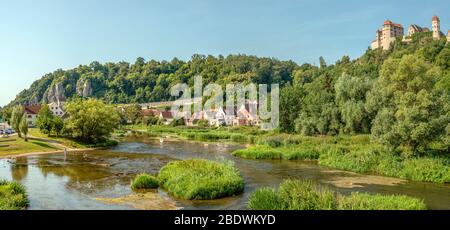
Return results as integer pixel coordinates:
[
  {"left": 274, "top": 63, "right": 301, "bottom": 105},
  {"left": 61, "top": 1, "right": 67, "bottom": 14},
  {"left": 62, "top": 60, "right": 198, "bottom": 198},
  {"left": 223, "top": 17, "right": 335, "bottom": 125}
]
[
  {"left": 319, "top": 56, "right": 327, "bottom": 69},
  {"left": 367, "top": 55, "right": 449, "bottom": 154},
  {"left": 19, "top": 114, "right": 28, "bottom": 142},
  {"left": 51, "top": 116, "right": 64, "bottom": 137},
  {"left": 11, "top": 106, "right": 25, "bottom": 138},
  {"left": 279, "top": 84, "right": 303, "bottom": 133},
  {"left": 64, "top": 98, "right": 120, "bottom": 142},
  {"left": 36, "top": 104, "right": 55, "bottom": 135},
  {"left": 335, "top": 73, "right": 373, "bottom": 134},
  {"left": 123, "top": 104, "right": 142, "bottom": 124}
]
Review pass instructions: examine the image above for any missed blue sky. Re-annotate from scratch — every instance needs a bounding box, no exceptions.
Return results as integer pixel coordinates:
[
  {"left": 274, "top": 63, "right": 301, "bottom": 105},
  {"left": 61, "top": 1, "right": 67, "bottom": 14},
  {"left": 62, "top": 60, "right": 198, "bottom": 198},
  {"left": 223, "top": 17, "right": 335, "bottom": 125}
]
[{"left": 0, "top": 0, "right": 449, "bottom": 106}]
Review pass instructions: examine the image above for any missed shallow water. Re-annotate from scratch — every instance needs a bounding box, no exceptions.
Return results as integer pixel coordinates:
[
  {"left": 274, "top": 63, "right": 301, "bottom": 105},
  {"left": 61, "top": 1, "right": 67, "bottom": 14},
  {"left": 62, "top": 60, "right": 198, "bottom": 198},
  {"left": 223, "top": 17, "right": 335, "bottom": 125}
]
[{"left": 0, "top": 133, "right": 449, "bottom": 210}]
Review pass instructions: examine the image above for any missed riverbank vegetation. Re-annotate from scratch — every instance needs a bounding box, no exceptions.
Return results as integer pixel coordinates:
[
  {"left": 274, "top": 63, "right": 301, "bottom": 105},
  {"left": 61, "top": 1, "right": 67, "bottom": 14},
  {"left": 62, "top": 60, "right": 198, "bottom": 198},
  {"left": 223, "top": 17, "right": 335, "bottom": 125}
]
[
  {"left": 35, "top": 98, "right": 119, "bottom": 148},
  {"left": 131, "top": 174, "right": 159, "bottom": 190},
  {"left": 125, "top": 124, "right": 263, "bottom": 143},
  {"left": 158, "top": 159, "right": 245, "bottom": 200},
  {"left": 233, "top": 134, "right": 450, "bottom": 183},
  {"left": 248, "top": 179, "right": 426, "bottom": 210},
  {"left": 0, "top": 180, "right": 29, "bottom": 210}
]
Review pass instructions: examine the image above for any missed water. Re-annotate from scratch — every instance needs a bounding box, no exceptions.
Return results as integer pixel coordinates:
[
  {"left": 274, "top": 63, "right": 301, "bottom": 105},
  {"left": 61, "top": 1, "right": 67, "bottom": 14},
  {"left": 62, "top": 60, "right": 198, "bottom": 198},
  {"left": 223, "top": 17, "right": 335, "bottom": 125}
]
[{"left": 0, "top": 133, "right": 449, "bottom": 210}]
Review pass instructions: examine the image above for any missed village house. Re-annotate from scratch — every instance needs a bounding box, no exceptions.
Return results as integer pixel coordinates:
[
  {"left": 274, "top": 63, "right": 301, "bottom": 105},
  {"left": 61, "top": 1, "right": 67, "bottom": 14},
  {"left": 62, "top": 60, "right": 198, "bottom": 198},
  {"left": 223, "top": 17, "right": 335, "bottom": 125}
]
[
  {"left": 159, "top": 110, "right": 174, "bottom": 125},
  {"left": 48, "top": 101, "right": 66, "bottom": 117},
  {"left": 141, "top": 108, "right": 174, "bottom": 125},
  {"left": 24, "top": 104, "right": 41, "bottom": 127}
]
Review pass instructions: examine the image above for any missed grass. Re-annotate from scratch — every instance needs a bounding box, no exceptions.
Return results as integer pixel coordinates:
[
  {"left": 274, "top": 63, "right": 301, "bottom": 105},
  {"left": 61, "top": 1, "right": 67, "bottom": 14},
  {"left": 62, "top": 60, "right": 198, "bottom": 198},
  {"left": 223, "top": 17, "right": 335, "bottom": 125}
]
[
  {"left": 131, "top": 174, "right": 159, "bottom": 190},
  {"left": 0, "top": 137, "right": 60, "bottom": 157},
  {"left": 158, "top": 159, "right": 245, "bottom": 200},
  {"left": 125, "top": 125, "right": 263, "bottom": 143},
  {"left": 337, "top": 193, "right": 427, "bottom": 210},
  {"left": 319, "top": 148, "right": 450, "bottom": 183},
  {"left": 232, "top": 145, "right": 320, "bottom": 160},
  {"left": 248, "top": 179, "right": 426, "bottom": 210},
  {"left": 28, "top": 128, "right": 118, "bottom": 149},
  {"left": 0, "top": 180, "right": 29, "bottom": 210}
]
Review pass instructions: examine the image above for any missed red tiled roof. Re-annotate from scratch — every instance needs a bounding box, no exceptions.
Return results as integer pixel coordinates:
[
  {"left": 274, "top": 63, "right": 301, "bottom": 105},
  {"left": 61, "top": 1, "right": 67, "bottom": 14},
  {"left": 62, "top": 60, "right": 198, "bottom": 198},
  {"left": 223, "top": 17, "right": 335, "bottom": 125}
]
[
  {"left": 384, "top": 20, "right": 402, "bottom": 28},
  {"left": 141, "top": 109, "right": 160, "bottom": 117},
  {"left": 432, "top": 15, "right": 440, "bottom": 21},
  {"left": 160, "top": 111, "right": 173, "bottom": 119},
  {"left": 24, "top": 105, "right": 41, "bottom": 115}
]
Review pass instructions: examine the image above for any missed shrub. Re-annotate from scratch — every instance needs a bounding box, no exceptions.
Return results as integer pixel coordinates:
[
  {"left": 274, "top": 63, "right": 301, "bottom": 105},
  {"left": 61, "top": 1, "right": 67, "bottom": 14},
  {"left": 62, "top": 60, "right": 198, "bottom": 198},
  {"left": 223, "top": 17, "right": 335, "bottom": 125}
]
[
  {"left": 131, "top": 174, "right": 159, "bottom": 190},
  {"left": 0, "top": 180, "right": 29, "bottom": 210},
  {"left": 158, "top": 159, "right": 244, "bottom": 200},
  {"left": 337, "top": 193, "right": 426, "bottom": 210}
]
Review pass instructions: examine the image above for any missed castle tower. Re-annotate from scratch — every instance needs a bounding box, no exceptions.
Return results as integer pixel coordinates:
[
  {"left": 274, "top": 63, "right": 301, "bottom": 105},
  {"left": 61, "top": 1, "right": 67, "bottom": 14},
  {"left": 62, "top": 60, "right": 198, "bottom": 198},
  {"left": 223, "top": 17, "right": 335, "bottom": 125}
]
[{"left": 432, "top": 15, "right": 441, "bottom": 40}]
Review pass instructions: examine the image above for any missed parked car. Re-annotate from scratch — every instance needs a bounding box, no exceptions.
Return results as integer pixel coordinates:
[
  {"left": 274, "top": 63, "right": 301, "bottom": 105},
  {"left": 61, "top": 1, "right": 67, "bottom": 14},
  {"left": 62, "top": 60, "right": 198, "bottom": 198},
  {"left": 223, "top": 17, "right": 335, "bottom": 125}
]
[
  {"left": 7, "top": 128, "right": 14, "bottom": 134},
  {"left": 0, "top": 130, "right": 4, "bottom": 134}
]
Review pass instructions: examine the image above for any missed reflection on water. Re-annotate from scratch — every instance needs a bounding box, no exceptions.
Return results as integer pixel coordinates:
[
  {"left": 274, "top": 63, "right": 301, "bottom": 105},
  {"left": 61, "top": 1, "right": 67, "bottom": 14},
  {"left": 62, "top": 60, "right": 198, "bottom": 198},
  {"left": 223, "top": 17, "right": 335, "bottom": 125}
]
[{"left": 0, "top": 133, "right": 449, "bottom": 210}]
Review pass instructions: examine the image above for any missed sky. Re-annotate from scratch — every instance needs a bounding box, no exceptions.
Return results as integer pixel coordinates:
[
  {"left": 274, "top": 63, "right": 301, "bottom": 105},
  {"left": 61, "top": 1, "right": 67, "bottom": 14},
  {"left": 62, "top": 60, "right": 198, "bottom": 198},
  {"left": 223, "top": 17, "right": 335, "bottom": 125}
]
[{"left": 0, "top": 0, "right": 449, "bottom": 106}]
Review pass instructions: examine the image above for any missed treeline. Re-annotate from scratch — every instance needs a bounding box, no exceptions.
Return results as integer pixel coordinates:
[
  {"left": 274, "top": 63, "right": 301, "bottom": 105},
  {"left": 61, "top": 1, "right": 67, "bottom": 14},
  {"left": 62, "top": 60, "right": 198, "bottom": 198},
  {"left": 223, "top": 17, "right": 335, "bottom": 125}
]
[
  {"left": 280, "top": 32, "right": 449, "bottom": 154},
  {"left": 8, "top": 54, "right": 297, "bottom": 105}
]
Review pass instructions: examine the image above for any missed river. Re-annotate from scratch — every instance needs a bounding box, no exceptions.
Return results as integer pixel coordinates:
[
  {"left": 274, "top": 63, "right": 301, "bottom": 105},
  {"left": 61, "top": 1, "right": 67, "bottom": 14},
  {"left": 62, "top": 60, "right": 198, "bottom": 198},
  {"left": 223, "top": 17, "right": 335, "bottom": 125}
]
[{"left": 0, "top": 133, "right": 449, "bottom": 210}]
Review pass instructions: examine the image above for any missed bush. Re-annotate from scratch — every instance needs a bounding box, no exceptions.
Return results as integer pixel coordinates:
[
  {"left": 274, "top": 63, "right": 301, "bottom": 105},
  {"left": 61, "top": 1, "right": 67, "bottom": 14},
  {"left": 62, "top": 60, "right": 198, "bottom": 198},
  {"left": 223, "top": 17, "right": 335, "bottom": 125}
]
[
  {"left": 158, "top": 159, "right": 244, "bottom": 200},
  {"left": 337, "top": 193, "right": 426, "bottom": 210},
  {"left": 131, "top": 174, "right": 159, "bottom": 190},
  {"left": 0, "top": 180, "right": 29, "bottom": 210},
  {"left": 248, "top": 179, "right": 427, "bottom": 210}
]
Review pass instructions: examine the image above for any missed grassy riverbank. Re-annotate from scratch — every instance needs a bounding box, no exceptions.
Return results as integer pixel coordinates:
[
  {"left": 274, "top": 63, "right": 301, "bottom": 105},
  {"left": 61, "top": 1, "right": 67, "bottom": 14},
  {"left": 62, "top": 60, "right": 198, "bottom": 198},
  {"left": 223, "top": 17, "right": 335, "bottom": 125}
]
[
  {"left": 29, "top": 128, "right": 118, "bottom": 148},
  {"left": 248, "top": 179, "right": 426, "bottom": 210},
  {"left": 0, "top": 180, "right": 29, "bottom": 210},
  {"left": 0, "top": 136, "right": 60, "bottom": 157},
  {"left": 125, "top": 124, "right": 264, "bottom": 143}
]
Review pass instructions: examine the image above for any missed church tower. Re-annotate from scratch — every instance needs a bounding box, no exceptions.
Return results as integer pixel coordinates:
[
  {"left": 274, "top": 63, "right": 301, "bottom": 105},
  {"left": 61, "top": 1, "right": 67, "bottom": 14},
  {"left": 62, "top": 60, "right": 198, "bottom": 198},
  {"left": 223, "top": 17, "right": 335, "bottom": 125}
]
[{"left": 432, "top": 15, "right": 441, "bottom": 40}]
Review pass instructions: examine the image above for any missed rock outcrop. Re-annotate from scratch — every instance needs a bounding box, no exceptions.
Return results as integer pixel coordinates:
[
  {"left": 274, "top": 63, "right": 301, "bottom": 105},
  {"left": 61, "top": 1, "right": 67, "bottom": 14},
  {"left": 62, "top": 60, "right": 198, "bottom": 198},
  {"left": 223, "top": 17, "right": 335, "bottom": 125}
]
[
  {"left": 47, "top": 82, "right": 66, "bottom": 103},
  {"left": 76, "top": 79, "right": 93, "bottom": 98}
]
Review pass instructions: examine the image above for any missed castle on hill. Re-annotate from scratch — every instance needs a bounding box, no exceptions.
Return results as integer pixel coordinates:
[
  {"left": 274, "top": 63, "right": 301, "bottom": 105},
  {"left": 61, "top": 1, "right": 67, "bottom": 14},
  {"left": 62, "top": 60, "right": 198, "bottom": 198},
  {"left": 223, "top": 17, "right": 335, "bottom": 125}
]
[{"left": 371, "top": 15, "right": 449, "bottom": 50}]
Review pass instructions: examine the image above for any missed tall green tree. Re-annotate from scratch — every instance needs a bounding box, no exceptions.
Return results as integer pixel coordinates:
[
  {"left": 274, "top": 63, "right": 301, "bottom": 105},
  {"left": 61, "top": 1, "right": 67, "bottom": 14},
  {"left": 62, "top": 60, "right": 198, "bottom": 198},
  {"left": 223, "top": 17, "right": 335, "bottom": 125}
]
[
  {"left": 36, "top": 104, "right": 55, "bottom": 135},
  {"left": 19, "top": 114, "right": 29, "bottom": 142},
  {"left": 279, "top": 84, "right": 303, "bottom": 133},
  {"left": 64, "top": 98, "right": 120, "bottom": 142},
  {"left": 367, "top": 55, "right": 449, "bottom": 154},
  {"left": 11, "top": 106, "right": 25, "bottom": 138}
]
